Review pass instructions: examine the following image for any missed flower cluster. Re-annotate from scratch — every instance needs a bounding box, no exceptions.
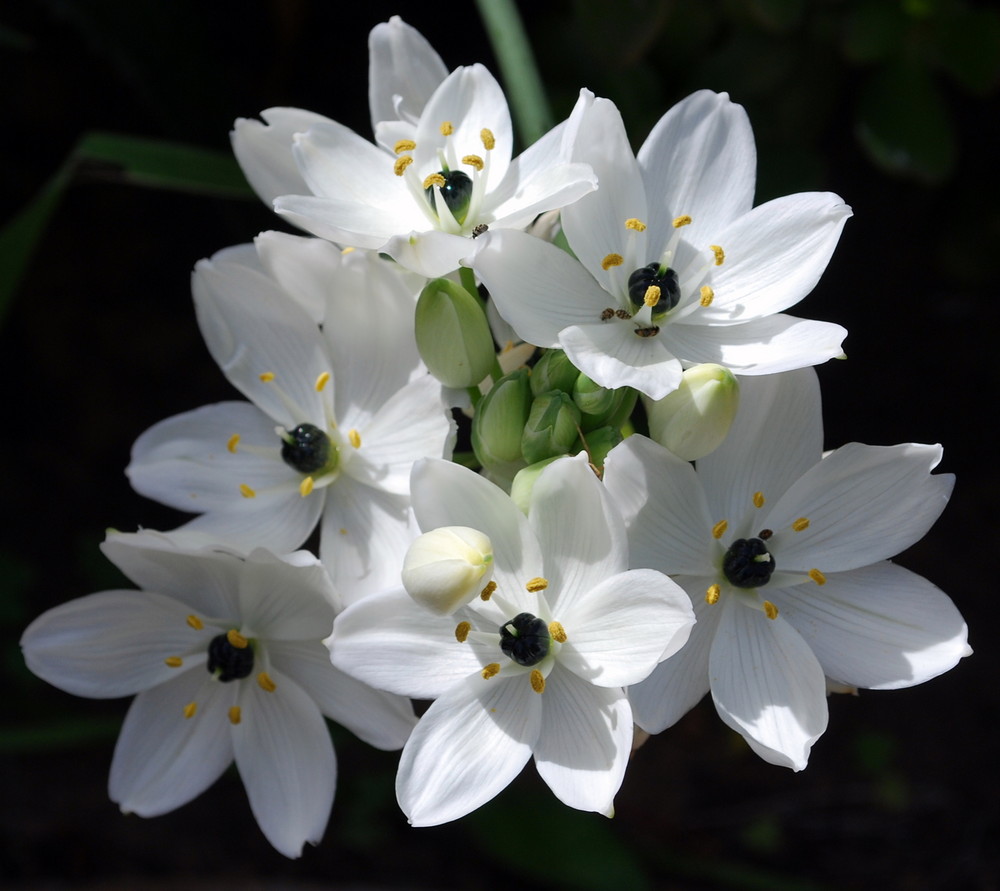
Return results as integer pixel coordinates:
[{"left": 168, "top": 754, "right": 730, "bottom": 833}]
[{"left": 21, "top": 15, "right": 970, "bottom": 859}]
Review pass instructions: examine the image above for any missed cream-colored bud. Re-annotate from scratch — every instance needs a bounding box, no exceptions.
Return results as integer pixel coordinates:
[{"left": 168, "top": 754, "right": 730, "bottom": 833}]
[{"left": 401, "top": 526, "right": 494, "bottom": 615}]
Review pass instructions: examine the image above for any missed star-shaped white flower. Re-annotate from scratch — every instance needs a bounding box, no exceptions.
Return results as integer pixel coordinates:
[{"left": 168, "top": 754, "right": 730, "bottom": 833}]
[
  {"left": 473, "top": 90, "right": 850, "bottom": 400},
  {"left": 126, "top": 236, "right": 454, "bottom": 600},
  {"left": 328, "top": 454, "right": 694, "bottom": 825},
  {"left": 20, "top": 531, "right": 416, "bottom": 858},
  {"left": 603, "top": 368, "right": 971, "bottom": 769}
]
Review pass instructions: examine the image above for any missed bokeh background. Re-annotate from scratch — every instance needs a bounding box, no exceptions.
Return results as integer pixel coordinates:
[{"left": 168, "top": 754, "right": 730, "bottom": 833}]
[{"left": 2, "top": 1, "right": 998, "bottom": 888}]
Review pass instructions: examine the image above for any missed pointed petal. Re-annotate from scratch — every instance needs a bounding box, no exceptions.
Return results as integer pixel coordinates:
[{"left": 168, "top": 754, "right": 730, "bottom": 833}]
[
  {"left": 396, "top": 675, "right": 540, "bottom": 826},
  {"left": 487, "top": 161, "right": 597, "bottom": 233},
  {"left": 382, "top": 229, "right": 478, "bottom": 278},
  {"left": 368, "top": 16, "right": 448, "bottom": 130}
]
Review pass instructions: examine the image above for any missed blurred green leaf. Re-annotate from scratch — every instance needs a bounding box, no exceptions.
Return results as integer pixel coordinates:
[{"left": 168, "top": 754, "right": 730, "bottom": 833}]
[{"left": 933, "top": 6, "right": 1000, "bottom": 94}]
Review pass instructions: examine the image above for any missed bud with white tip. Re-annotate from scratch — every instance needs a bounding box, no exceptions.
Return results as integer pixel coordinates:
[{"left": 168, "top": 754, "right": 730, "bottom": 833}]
[{"left": 401, "top": 526, "right": 494, "bottom": 615}]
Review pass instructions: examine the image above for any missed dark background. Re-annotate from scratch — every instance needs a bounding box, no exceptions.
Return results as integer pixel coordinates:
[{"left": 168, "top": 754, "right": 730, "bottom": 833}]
[{"left": 2, "top": 1, "right": 998, "bottom": 888}]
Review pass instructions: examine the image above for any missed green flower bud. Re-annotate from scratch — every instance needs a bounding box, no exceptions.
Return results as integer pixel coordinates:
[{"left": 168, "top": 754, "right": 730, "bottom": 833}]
[
  {"left": 644, "top": 364, "right": 740, "bottom": 461},
  {"left": 572, "top": 373, "right": 617, "bottom": 418},
  {"left": 472, "top": 367, "right": 533, "bottom": 477},
  {"left": 509, "top": 457, "right": 560, "bottom": 514},
  {"left": 401, "top": 526, "right": 494, "bottom": 615},
  {"left": 530, "top": 349, "right": 580, "bottom": 397},
  {"left": 415, "top": 278, "right": 495, "bottom": 388},
  {"left": 521, "top": 391, "right": 582, "bottom": 465},
  {"left": 580, "top": 425, "right": 624, "bottom": 470}
]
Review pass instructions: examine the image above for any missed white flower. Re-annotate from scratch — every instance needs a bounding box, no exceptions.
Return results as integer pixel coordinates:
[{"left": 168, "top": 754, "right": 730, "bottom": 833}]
[
  {"left": 603, "top": 368, "right": 971, "bottom": 769},
  {"left": 273, "top": 65, "right": 597, "bottom": 277},
  {"left": 327, "top": 454, "right": 694, "bottom": 825},
  {"left": 126, "top": 237, "right": 454, "bottom": 601},
  {"left": 473, "top": 90, "right": 850, "bottom": 400},
  {"left": 20, "top": 531, "right": 416, "bottom": 858}
]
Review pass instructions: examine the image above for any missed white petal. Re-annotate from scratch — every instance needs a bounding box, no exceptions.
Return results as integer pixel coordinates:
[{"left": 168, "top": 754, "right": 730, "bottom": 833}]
[
  {"left": 774, "top": 562, "right": 969, "bottom": 689},
  {"left": 21, "top": 590, "right": 211, "bottom": 698},
  {"left": 382, "top": 229, "right": 478, "bottom": 278},
  {"left": 238, "top": 550, "right": 338, "bottom": 640},
  {"left": 710, "top": 599, "right": 828, "bottom": 770},
  {"left": 765, "top": 442, "right": 953, "bottom": 571},
  {"left": 558, "top": 569, "right": 695, "bottom": 688},
  {"left": 487, "top": 160, "right": 597, "bottom": 233},
  {"left": 109, "top": 671, "right": 234, "bottom": 816},
  {"left": 533, "top": 665, "right": 632, "bottom": 815},
  {"left": 254, "top": 230, "right": 339, "bottom": 323},
  {"left": 368, "top": 16, "right": 448, "bottom": 131},
  {"left": 233, "top": 669, "right": 336, "bottom": 858},
  {"left": 396, "top": 674, "right": 540, "bottom": 826}
]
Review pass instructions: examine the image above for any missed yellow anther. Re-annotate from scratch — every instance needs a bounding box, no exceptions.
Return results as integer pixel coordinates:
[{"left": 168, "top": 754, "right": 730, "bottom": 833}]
[
  {"left": 549, "top": 621, "right": 567, "bottom": 643},
  {"left": 393, "top": 139, "right": 416, "bottom": 154},
  {"left": 339, "top": 527, "right": 347, "bottom": 535},
  {"left": 601, "top": 253, "right": 624, "bottom": 270},
  {"left": 257, "top": 672, "right": 277, "bottom": 692},
  {"left": 315, "top": 371, "right": 330, "bottom": 391},
  {"left": 480, "top": 128, "right": 495, "bottom": 150},
  {"left": 164, "top": 656, "right": 183, "bottom": 668},
  {"left": 187, "top": 614, "right": 204, "bottom": 630},
  {"left": 259, "top": 372, "right": 275, "bottom": 382},
  {"left": 227, "top": 629, "right": 249, "bottom": 649},
  {"left": 341, "top": 246, "right": 355, "bottom": 254},
  {"left": 643, "top": 285, "right": 661, "bottom": 307},
  {"left": 482, "top": 662, "right": 501, "bottom": 679},
  {"left": 763, "top": 600, "right": 779, "bottom": 620},
  {"left": 672, "top": 214, "right": 693, "bottom": 228},
  {"left": 455, "top": 621, "right": 471, "bottom": 643},
  {"left": 462, "top": 154, "right": 484, "bottom": 170},
  {"left": 712, "top": 519, "right": 728, "bottom": 539},
  {"left": 808, "top": 568, "right": 827, "bottom": 586},
  {"left": 625, "top": 218, "right": 647, "bottom": 232},
  {"left": 423, "top": 172, "right": 446, "bottom": 190},
  {"left": 530, "top": 670, "right": 545, "bottom": 694},
  {"left": 440, "top": 121, "right": 454, "bottom": 136},
  {"left": 394, "top": 155, "right": 414, "bottom": 176},
  {"left": 710, "top": 245, "right": 725, "bottom": 266},
  {"left": 792, "top": 517, "right": 810, "bottom": 532},
  {"left": 239, "top": 484, "right": 256, "bottom": 499},
  {"left": 753, "top": 491, "right": 765, "bottom": 509},
  {"left": 480, "top": 580, "right": 497, "bottom": 600},
  {"left": 525, "top": 577, "right": 548, "bottom": 592},
  {"left": 699, "top": 285, "right": 714, "bottom": 307},
  {"left": 183, "top": 702, "right": 197, "bottom": 719},
  {"left": 228, "top": 706, "right": 242, "bottom": 725},
  {"left": 705, "top": 584, "right": 721, "bottom": 605},
  {"left": 227, "top": 434, "right": 240, "bottom": 454},
  {"left": 348, "top": 429, "right": 362, "bottom": 448},
  {"left": 299, "top": 476, "right": 315, "bottom": 497}
]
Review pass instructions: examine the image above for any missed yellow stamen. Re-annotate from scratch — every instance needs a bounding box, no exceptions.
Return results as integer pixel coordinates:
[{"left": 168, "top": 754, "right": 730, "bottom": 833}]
[
  {"left": 227, "top": 434, "right": 240, "bottom": 454},
  {"left": 339, "top": 527, "right": 347, "bottom": 535},
  {"left": 440, "top": 121, "right": 454, "bottom": 136},
  {"left": 763, "top": 600, "right": 779, "bottom": 620},
  {"left": 549, "top": 621, "right": 567, "bottom": 643},
  {"left": 712, "top": 519, "right": 728, "bottom": 539},
  {"left": 705, "top": 584, "right": 721, "bottom": 605},
  {"left": 394, "top": 139, "right": 416, "bottom": 154},
  {"left": 394, "top": 155, "right": 414, "bottom": 176},
  {"left": 239, "top": 484, "right": 256, "bottom": 499},
  {"left": 423, "top": 172, "right": 446, "bottom": 190},
  {"left": 792, "top": 517, "right": 810, "bottom": 532},
  {"left": 183, "top": 702, "right": 197, "bottom": 719},
  {"left": 257, "top": 672, "right": 277, "bottom": 692},
  {"left": 530, "top": 670, "right": 545, "bottom": 693},
  {"left": 299, "top": 476, "right": 315, "bottom": 497},
  {"left": 808, "top": 568, "right": 827, "bottom": 586},
  {"left": 315, "top": 371, "right": 330, "bottom": 392},
  {"left": 480, "top": 580, "right": 497, "bottom": 600},
  {"left": 625, "top": 218, "right": 647, "bottom": 232},
  {"left": 480, "top": 128, "right": 495, "bottom": 150},
  {"left": 259, "top": 371, "right": 275, "bottom": 382},
  {"left": 341, "top": 246, "right": 355, "bottom": 254},
  {"left": 462, "top": 154, "right": 484, "bottom": 170},
  {"left": 482, "top": 662, "right": 501, "bottom": 679},
  {"left": 455, "top": 621, "right": 471, "bottom": 643},
  {"left": 525, "top": 577, "right": 548, "bottom": 592},
  {"left": 601, "top": 253, "right": 624, "bottom": 269},
  {"left": 673, "top": 214, "right": 693, "bottom": 228},
  {"left": 644, "top": 285, "right": 661, "bottom": 307},
  {"left": 709, "top": 245, "right": 725, "bottom": 266},
  {"left": 227, "top": 629, "right": 249, "bottom": 649},
  {"left": 228, "top": 706, "right": 242, "bottom": 725},
  {"left": 187, "top": 614, "right": 204, "bottom": 630},
  {"left": 699, "top": 285, "right": 714, "bottom": 307},
  {"left": 348, "top": 429, "right": 362, "bottom": 448},
  {"left": 164, "top": 656, "right": 183, "bottom": 668},
  {"left": 753, "top": 491, "right": 765, "bottom": 509}
]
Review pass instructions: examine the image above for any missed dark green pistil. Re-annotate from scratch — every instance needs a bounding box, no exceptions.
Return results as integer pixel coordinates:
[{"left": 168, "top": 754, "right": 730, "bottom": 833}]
[
  {"left": 280, "top": 423, "right": 334, "bottom": 474},
  {"left": 627, "top": 263, "right": 681, "bottom": 314},
  {"left": 722, "top": 537, "right": 775, "bottom": 589},
  {"left": 426, "top": 169, "right": 473, "bottom": 224},
  {"left": 207, "top": 634, "right": 255, "bottom": 682},
  {"left": 499, "top": 612, "right": 550, "bottom": 667}
]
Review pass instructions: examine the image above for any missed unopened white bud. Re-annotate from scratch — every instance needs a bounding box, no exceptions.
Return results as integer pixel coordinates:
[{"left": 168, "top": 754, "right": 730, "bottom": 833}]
[{"left": 401, "top": 526, "right": 494, "bottom": 615}]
